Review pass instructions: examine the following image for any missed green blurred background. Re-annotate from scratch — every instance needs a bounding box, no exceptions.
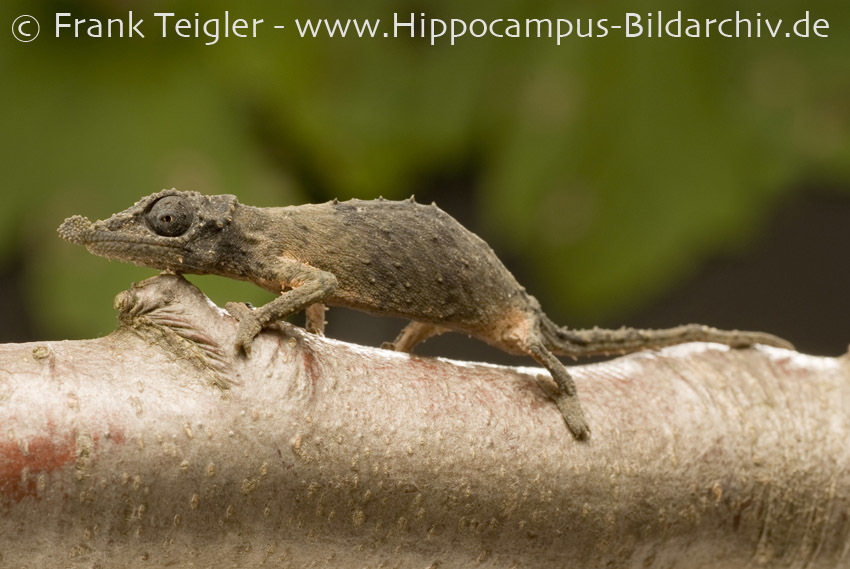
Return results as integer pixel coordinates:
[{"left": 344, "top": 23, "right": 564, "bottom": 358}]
[{"left": 2, "top": 0, "right": 849, "bottom": 362}]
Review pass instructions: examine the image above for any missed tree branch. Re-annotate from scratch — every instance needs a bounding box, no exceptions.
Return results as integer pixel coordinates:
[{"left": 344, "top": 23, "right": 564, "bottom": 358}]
[{"left": 1, "top": 275, "right": 847, "bottom": 568}]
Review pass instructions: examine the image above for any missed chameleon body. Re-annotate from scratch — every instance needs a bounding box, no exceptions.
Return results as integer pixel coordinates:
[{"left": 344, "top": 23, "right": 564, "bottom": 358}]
[{"left": 58, "top": 190, "right": 794, "bottom": 440}]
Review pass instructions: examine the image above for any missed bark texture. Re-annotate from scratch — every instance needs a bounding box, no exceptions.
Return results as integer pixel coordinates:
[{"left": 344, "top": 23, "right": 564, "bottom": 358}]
[{"left": 0, "top": 274, "right": 848, "bottom": 568}]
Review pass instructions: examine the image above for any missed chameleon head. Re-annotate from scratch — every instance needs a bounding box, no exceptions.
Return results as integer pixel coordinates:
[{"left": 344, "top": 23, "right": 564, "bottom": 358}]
[{"left": 57, "top": 189, "right": 238, "bottom": 273}]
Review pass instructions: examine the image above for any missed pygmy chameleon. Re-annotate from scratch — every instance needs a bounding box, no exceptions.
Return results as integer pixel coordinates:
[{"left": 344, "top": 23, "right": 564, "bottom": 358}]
[{"left": 58, "top": 190, "right": 793, "bottom": 440}]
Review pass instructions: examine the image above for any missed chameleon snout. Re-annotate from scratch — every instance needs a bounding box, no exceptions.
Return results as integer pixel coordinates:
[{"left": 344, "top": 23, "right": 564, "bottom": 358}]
[{"left": 57, "top": 215, "right": 94, "bottom": 245}]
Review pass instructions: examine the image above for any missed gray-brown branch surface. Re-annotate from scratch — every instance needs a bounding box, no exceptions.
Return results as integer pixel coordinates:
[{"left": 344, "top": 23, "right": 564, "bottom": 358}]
[{"left": 0, "top": 275, "right": 848, "bottom": 568}]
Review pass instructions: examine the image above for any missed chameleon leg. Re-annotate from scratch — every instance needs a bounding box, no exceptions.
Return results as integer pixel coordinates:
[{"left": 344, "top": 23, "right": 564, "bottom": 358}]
[
  {"left": 525, "top": 338, "right": 591, "bottom": 441},
  {"left": 305, "top": 303, "right": 327, "bottom": 335},
  {"left": 230, "top": 267, "right": 338, "bottom": 356},
  {"left": 385, "top": 321, "right": 447, "bottom": 353}
]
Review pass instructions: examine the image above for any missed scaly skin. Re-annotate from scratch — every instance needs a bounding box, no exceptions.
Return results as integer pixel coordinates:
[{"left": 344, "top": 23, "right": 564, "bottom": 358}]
[{"left": 58, "top": 189, "right": 794, "bottom": 440}]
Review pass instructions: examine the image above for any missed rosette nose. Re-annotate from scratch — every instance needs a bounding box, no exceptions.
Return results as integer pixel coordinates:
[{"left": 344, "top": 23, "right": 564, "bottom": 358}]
[{"left": 57, "top": 215, "right": 94, "bottom": 245}]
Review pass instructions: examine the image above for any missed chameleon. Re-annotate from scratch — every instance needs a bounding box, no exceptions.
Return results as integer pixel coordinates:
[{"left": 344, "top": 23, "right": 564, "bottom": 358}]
[{"left": 58, "top": 189, "right": 793, "bottom": 440}]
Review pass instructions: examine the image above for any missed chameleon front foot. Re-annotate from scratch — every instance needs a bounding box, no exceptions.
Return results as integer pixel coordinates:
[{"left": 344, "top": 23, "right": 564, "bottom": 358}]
[{"left": 225, "top": 302, "right": 262, "bottom": 356}]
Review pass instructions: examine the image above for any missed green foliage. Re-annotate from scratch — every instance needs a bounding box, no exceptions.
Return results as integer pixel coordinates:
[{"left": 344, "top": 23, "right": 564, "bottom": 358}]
[{"left": 2, "top": 0, "right": 848, "bottom": 338}]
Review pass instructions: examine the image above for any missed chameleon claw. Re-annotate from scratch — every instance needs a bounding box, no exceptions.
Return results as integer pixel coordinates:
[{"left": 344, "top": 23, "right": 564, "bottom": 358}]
[
  {"left": 239, "top": 338, "right": 253, "bottom": 357},
  {"left": 225, "top": 301, "right": 253, "bottom": 321},
  {"left": 234, "top": 321, "right": 261, "bottom": 357},
  {"left": 229, "top": 306, "right": 262, "bottom": 357}
]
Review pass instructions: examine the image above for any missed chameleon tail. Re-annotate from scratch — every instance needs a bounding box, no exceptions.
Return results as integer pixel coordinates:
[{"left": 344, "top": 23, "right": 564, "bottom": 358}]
[{"left": 539, "top": 316, "right": 794, "bottom": 358}]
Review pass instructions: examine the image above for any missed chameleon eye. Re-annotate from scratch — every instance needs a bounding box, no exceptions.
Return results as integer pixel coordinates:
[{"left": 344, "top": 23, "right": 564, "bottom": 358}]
[{"left": 146, "top": 196, "right": 193, "bottom": 237}]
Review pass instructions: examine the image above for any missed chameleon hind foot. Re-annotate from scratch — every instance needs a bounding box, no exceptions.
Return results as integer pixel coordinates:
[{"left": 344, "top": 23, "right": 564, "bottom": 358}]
[
  {"left": 555, "top": 392, "right": 591, "bottom": 440},
  {"left": 525, "top": 337, "right": 591, "bottom": 440}
]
